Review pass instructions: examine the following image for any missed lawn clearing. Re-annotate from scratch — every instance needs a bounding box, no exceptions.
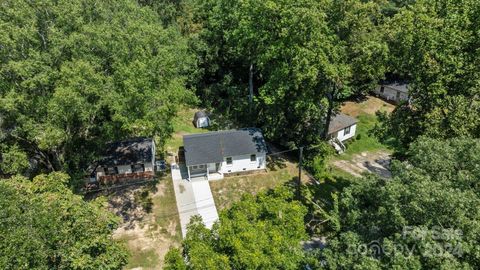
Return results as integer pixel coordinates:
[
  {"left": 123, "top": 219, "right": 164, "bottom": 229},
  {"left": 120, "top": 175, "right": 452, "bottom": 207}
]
[
  {"left": 112, "top": 176, "right": 181, "bottom": 270},
  {"left": 337, "top": 96, "right": 395, "bottom": 159},
  {"left": 165, "top": 107, "right": 210, "bottom": 154},
  {"left": 210, "top": 156, "right": 310, "bottom": 210},
  {"left": 330, "top": 96, "right": 395, "bottom": 177}
]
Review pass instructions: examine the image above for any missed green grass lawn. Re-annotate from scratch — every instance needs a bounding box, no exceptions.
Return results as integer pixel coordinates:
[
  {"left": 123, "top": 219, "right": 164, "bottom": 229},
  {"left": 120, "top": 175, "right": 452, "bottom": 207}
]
[
  {"left": 334, "top": 97, "right": 396, "bottom": 160},
  {"left": 210, "top": 168, "right": 295, "bottom": 210},
  {"left": 165, "top": 107, "right": 210, "bottom": 154},
  {"left": 122, "top": 243, "right": 159, "bottom": 269},
  {"left": 340, "top": 114, "right": 392, "bottom": 159},
  {"left": 210, "top": 156, "right": 311, "bottom": 210}
]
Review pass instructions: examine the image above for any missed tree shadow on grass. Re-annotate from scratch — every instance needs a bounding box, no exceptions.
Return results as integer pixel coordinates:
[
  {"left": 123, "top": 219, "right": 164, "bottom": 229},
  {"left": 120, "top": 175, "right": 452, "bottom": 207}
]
[
  {"left": 267, "top": 155, "right": 287, "bottom": 171},
  {"left": 85, "top": 179, "right": 160, "bottom": 230}
]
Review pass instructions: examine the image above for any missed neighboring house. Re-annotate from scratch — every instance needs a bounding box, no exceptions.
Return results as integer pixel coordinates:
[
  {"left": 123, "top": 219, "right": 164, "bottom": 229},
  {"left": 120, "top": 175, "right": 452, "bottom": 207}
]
[
  {"left": 373, "top": 82, "right": 409, "bottom": 103},
  {"left": 328, "top": 113, "right": 358, "bottom": 142},
  {"left": 183, "top": 128, "right": 268, "bottom": 181},
  {"left": 193, "top": 111, "right": 210, "bottom": 128},
  {"left": 87, "top": 137, "right": 156, "bottom": 184}
]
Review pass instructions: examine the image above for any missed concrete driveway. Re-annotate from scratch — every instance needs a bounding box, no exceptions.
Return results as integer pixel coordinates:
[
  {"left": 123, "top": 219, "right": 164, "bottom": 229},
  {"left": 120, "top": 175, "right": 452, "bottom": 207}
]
[{"left": 171, "top": 163, "right": 219, "bottom": 237}]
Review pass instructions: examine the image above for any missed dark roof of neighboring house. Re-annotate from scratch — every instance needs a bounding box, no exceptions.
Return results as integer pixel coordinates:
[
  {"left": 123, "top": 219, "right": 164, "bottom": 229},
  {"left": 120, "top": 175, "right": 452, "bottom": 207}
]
[
  {"left": 99, "top": 137, "right": 154, "bottom": 167},
  {"left": 194, "top": 111, "right": 208, "bottom": 121},
  {"left": 328, "top": 113, "right": 358, "bottom": 135},
  {"left": 382, "top": 81, "right": 409, "bottom": 93},
  {"left": 183, "top": 128, "right": 268, "bottom": 166}
]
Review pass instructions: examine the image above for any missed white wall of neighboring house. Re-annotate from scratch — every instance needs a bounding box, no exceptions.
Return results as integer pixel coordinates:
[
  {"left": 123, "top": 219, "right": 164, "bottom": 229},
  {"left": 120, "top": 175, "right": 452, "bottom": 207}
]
[
  {"left": 220, "top": 153, "right": 266, "bottom": 174},
  {"left": 196, "top": 117, "right": 210, "bottom": 128},
  {"left": 373, "top": 85, "right": 408, "bottom": 102},
  {"left": 335, "top": 124, "right": 357, "bottom": 142}
]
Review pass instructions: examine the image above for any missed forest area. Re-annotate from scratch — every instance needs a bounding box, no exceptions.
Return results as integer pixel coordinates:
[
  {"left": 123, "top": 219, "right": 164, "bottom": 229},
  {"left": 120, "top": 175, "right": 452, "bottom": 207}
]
[{"left": 1, "top": 0, "right": 479, "bottom": 269}]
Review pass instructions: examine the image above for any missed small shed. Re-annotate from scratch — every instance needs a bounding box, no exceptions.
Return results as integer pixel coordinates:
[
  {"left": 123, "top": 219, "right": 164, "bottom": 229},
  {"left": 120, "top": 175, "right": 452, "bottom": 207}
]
[{"left": 193, "top": 111, "right": 210, "bottom": 128}]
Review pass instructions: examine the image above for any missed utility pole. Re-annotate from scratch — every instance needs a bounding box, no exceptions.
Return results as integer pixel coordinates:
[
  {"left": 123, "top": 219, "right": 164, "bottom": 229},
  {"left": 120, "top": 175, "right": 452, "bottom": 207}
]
[
  {"left": 248, "top": 63, "right": 254, "bottom": 116},
  {"left": 297, "top": 146, "right": 304, "bottom": 199},
  {"left": 323, "top": 82, "right": 336, "bottom": 139}
]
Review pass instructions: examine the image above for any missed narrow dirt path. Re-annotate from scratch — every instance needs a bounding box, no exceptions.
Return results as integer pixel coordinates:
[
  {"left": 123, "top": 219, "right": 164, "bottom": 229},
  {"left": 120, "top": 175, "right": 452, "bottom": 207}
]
[{"left": 331, "top": 150, "right": 392, "bottom": 178}]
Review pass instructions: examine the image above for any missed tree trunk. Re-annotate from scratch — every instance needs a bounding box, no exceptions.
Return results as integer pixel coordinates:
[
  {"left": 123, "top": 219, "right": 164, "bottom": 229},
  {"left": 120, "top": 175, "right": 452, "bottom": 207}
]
[
  {"left": 323, "top": 84, "right": 336, "bottom": 140},
  {"left": 248, "top": 63, "right": 254, "bottom": 110}
]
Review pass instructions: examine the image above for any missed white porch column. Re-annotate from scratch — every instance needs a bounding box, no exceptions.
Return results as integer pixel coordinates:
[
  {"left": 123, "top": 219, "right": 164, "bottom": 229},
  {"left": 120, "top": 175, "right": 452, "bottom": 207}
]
[{"left": 187, "top": 166, "right": 191, "bottom": 181}]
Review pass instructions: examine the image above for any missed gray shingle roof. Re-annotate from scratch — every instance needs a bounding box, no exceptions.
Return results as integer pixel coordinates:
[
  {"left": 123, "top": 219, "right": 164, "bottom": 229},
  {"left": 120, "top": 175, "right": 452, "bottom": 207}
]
[
  {"left": 328, "top": 113, "right": 358, "bottom": 135},
  {"left": 183, "top": 128, "right": 267, "bottom": 166},
  {"left": 194, "top": 111, "right": 208, "bottom": 121},
  {"left": 383, "top": 82, "right": 409, "bottom": 93},
  {"left": 99, "top": 137, "right": 154, "bottom": 166}
]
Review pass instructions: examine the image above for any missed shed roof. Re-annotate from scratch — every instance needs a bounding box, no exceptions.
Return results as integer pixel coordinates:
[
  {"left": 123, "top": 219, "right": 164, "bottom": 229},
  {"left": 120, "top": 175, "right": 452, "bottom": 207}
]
[
  {"left": 383, "top": 82, "right": 409, "bottom": 93},
  {"left": 194, "top": 111, "right": 208, "bottom": 121},
  {"left": 99, "top": 137, "right": 154, "bottom": 167},
  {"left": 183, "top": 128, "right": 267, "bottom": 166},
  {"left": 328, "top": 113, "right": 358, "bottom": 135}
]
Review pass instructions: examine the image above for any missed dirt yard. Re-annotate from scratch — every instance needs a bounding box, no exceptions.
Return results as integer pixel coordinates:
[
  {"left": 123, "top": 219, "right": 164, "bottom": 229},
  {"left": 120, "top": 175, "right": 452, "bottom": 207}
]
[
  {"left": 109, "top": 177, "right": 181, "bottom": 270},
  {"left": 331, "top": 150, "right": 392, "bottom": 178},
  {"left": 341, "top": 96, "right": 395, "bottom": 117}
]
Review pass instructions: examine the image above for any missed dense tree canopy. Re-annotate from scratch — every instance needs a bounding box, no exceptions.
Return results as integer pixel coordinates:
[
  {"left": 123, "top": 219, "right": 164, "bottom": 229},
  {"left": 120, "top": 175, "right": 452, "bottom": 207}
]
[
  {"left": 193, "top": 0, "right": 387, "bottom": 146},
  {"left": 315, "top": 137, "right": 480, "bottom": 269},
  {"left": 165, "top": 187, "right": 308, "bottom": 269},
  {"left": 0, "top": 0, "right": 194, "bottom": 178},
  {"left": 376, "top": 0, "right": 480, "bottom": 151},
  {"left": 0, "top": 172, "right": 127, "bottom": 269}
]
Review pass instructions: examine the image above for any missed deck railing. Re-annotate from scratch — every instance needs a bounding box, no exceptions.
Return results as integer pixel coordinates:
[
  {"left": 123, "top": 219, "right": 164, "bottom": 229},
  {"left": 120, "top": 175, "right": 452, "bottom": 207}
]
[{"left": 98, "top": 171, "right": 155, "bottom": 186}]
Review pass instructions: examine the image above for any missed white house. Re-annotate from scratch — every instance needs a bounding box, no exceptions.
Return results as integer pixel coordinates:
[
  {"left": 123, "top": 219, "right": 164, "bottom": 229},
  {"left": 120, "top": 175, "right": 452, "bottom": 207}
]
[
  {"left": 183, "top": 128, "right": 268, "bottom": 181},
  {"left": 373, "top": 82, "right": 409, "bottom": 103},
  {"left": 87, "top": 137, "right": 156, "bottom": 184},
  {"left": 193, "top": 111, "right": 210, "bottom": 128},
  {"left": 328, "top": 113, "right": 358, "bottom": 142}
]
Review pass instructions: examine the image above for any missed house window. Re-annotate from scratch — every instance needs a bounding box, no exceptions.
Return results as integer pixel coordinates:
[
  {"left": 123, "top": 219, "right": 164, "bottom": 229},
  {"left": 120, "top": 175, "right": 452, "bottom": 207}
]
[
  {"left": 380, "top": 86, "right": 385, "bottom": 93},
  {"left": 131, "top": 164, "right": 145, "bottom": 173},
  {"left": 344, "top": 126, "right": 351, "bottom": 136},
  {"left": 104, "top": 167, "right": 118, "bottom": 175},
  {"left": 192, "top": 165, "right": 198, "bottom": 169},
  {"left": 250, "top": 154, "right": 256, "bottom": 162},
  {"left": 226, "top": 157, "right": 233, "bottom": 165}
]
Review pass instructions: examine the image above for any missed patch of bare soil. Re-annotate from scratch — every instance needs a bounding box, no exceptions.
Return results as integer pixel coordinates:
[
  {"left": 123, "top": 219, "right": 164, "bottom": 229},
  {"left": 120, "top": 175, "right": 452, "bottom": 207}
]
[
  {"left": 341, "top": 96, "right": 395, "bottom": 117},
  {"left": 331, "top": 150, "right": 392, "bottom": 178},
  {"left": 110, "top": 180, "right": 180, "bottom": 270}
]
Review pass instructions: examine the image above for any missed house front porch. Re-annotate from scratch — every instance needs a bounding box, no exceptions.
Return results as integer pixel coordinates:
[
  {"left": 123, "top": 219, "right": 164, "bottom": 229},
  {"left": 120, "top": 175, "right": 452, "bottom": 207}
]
[{"left": 187, "top": 162, "right": 224, "bottom": 181}]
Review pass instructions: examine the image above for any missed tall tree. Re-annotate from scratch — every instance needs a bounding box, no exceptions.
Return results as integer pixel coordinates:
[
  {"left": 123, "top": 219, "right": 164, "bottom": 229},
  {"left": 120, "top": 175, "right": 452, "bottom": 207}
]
[
  {"left": 0, "top": 172, "right": 128, "bottom": 269},
  {"left": 193, "top": 0, "right": 387, "bottom": 146},
  {"left": 376, "top": 0, "right": 480, "bottom": 151},
  {"left": 315, "top": 137, "right": 480, "bottom": 269},
  {"left": 165, "top": 187, "right": 308, "bottom": 269},
  {"left": 0, "top": 0, "right": 195, "bottom": 178}
]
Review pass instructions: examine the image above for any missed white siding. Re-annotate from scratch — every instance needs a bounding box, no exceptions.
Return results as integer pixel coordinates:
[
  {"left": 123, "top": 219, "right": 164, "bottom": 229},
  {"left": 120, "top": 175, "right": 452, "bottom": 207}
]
[
  {"left": 373, "top": 85, "right": 408, "bottom": 102},
  {"left": 207, "top": 163, "right": 216, "bottom": 173},
  {"left": 220, "top": 153, "right": 266, "bottom": 174},
  {"left": 335, "top": 124, "right": 357, "bottom": 142},
  {"left": 196, "top": 117, "right": 210, "bottom": 128}
]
